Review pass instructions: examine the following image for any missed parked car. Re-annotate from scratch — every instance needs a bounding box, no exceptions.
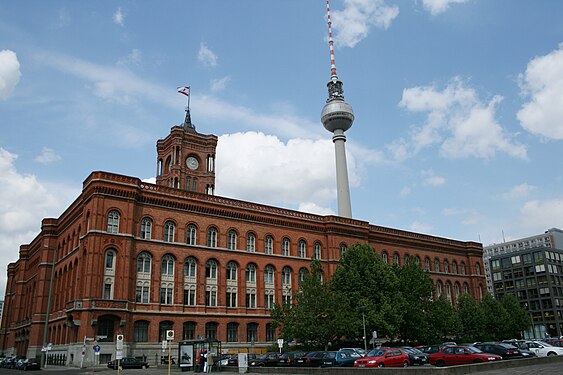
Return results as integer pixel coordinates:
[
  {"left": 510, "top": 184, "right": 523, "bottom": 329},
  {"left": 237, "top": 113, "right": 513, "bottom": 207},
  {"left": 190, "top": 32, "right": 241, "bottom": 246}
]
[
  {"left": 14, "top": 358, "right": 27, "bottom": 370},
  {"left": 500, "top": 340, "right": 536, "bottom": 357},
  {"left": 249, "top": 352, "right": 280, "bottom": 366},
  {"left": 524, "top": 340, "right": 563, "bottom": 357},
  {"left": 354, "top": 348, "right": 410, "bottom": 368},
  {"left": 226, "top": 353, "right": 256, "bottom": 366},
  {"left": 339, "top": 347, "right": 366, "bottom": 357},
  {"left": 320, "top": 351, "right": 357, "bottom": 367},
  {"left": 549, "top": 340, "right": 563, "bottom": 347},
  {"left": 294, "top": 351, "right": 328, "bottom": 367},
  {"left": 277, "top": 351, "right": 306, "bottom": 366},
  {"left": 473, "top": 342, "right": 524, "bottom": 360},
  {"left": 20, "top": 358, "right": 40, "bottom": 371},
  {"left": 401, "top": 346, "right": 430, "bottom": 365},
  {"left": 416, "top": 344, "right": 442, "bottom": 354},
  {"left": 429, "top": 345, "right": 502, "bottom": 367},
  {"left": 108, "top": 357, "right": 149, "bottom": 369}
]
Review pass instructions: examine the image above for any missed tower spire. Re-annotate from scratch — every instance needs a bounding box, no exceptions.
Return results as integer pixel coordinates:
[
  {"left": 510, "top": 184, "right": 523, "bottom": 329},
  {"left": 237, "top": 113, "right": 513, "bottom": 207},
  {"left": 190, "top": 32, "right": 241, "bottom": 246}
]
[{"left": 321, "top": 0, "right": 355, "bottom": 218}]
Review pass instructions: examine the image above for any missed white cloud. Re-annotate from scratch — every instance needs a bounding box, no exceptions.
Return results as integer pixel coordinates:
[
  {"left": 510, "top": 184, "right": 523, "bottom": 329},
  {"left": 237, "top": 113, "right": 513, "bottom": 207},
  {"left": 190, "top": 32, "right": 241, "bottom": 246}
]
[
  {"left": 210, "top": 76, "right": 230, "bottom": 92},
  {"left": 34, "top": 147, "right": 62, "bottom": 164},
  {"left": 398, "top": 78, "right": 527, "bottom": 160},
  {"left": 501, "top": 183, "right": 536, "bottom": 200},
  {"left": 117, "top": 49, "right": 142, "bottom": 68},
  {"left": 517, "top": 43, "right": 563, "bottom": 140},
  {"left": 0, "top": 50, "right": 21, "bottom": 100},
  {"left": 332, "top": 0, "right": 399, "bottom": 48},
  {"left": 409, "top": 220, "right": 433, "bottom": 234},
  {"left": 519, "top": 197, "right": 563, "bottom": 233},
  {"left": 113, "top": 7, "right": 125, "bottom": 26},
  {"left": 198, "top": 42, "right": 218, "bottom": 67},
  {"left": 421, "top": 170, "right": 446, "bottom": 186},
  {"left": 0, "top": 148, "right": 78, "bottom": 296},
  {"left": 421, "top": 0, "right": 469, "bottom": 15},
  {"left": 216, "top": 132, "right": 355, "bottom": 213}
]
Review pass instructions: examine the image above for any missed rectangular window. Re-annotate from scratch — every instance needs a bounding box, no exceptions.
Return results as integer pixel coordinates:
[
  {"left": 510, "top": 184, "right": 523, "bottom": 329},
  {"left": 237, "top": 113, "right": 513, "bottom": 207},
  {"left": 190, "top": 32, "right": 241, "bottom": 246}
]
[
  {"left": 226, "top": 292, "right": 237, "bottom": 308},
  {"left": 227, "top": 324, "right": 238, "bottom": 342},
  {"left": 160, "top": 287, "right": 173, "bottom": 304},
  {"left": 103, "top": 283, "right": 112, "bottom": 299},
  {"left": 206, "top": 290, "right": 217, "bottom": 307},
  {"left": 183, "top": 289, "right": 196, "bottom": 306},
  {"left": 246, "top": 292, "right": 256, "bottom": 308},
  {"left": 265, "top": 294, "right": 274, "bottom": 309},
  {"left": 265, "top": 324, "right": 276, "bottom": 342}
]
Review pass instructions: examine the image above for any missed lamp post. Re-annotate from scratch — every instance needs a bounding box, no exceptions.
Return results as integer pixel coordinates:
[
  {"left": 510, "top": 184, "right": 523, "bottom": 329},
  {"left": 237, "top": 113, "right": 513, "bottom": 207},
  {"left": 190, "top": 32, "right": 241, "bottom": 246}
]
[{"left": 362, "top": 311, "right": 367, "bottom": 352}]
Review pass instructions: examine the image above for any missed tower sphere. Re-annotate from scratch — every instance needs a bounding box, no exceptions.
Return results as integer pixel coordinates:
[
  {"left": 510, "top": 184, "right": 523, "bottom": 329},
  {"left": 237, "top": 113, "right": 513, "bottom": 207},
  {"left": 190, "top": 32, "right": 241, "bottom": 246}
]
[{"left": 321, "top": 99, "right": 355, "bottom": 133}]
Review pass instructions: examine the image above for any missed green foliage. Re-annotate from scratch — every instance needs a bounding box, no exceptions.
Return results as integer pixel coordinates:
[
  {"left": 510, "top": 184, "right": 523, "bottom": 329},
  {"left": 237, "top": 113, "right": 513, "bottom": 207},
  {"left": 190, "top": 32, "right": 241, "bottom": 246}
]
[
  {"left": 331, "top": 243, "right": 403, "bottom": 339},
  {"left": 270, "top": 243, "right": 533, "bottom": 346},
  {"left": 457, "top": 293, "right": 486, "bottom": 342}
]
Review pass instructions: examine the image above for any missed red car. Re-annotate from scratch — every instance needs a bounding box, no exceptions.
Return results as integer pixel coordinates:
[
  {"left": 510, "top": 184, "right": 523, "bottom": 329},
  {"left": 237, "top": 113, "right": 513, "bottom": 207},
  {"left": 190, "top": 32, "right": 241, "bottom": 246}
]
[
  {"left": 354, "top": 348, "right": 410, "bottom": 368},
  {"left": 430, "top": 345, "right": 502, "bottom": 367}
]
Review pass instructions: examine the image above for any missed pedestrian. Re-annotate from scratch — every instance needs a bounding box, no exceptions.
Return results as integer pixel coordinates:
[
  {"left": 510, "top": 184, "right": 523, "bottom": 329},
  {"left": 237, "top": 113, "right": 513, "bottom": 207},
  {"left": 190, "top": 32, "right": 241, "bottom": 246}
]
[
  {"left": 203, "top": 351, "right": 208, "bottom": 373},
  {"left": 207, "top": 353, "right": 214, "bottom": 373}
]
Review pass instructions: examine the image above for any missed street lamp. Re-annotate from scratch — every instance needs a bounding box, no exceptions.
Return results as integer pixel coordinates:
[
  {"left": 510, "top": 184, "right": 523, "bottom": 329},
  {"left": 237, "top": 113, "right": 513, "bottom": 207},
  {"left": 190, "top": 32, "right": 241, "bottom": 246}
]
[{"left": 362, "top": 311, "right": 367, "bottom": 352}]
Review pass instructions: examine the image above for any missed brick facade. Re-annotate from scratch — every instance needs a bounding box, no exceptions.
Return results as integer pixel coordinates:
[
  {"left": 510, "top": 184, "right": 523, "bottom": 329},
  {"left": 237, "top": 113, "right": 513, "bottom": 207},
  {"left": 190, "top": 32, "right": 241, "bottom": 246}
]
[{"left": 0, "top": 125, "right": 486, "bottom": 364}]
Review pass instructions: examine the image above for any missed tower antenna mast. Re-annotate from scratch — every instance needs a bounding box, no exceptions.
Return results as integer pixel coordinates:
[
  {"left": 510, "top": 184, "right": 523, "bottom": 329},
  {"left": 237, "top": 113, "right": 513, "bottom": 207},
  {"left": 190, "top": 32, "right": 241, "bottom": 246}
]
[{"left": 321, "top": 0, "right": 355, "bottom": 218}]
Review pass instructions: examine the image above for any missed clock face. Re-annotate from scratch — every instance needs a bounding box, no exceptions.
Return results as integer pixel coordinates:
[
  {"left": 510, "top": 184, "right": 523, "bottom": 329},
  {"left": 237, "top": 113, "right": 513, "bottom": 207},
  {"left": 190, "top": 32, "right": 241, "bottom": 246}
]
[{"left": 186, "top": 157, "right": 199, "bottom": 170}]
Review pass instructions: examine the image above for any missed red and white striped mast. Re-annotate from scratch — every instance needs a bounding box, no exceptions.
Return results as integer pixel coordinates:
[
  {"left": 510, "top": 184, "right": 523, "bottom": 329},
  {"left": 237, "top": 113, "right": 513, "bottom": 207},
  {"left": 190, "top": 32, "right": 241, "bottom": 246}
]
[{"left": 321, "top": 0, "right": 355, "bottom": 218}]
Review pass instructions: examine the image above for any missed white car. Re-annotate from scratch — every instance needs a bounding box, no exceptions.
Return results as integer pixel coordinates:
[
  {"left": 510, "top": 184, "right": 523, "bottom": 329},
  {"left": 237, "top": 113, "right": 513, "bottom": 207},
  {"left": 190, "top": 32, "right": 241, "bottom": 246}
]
[{"left": 525, "top": 341, "right": 563, "bottom": 357}]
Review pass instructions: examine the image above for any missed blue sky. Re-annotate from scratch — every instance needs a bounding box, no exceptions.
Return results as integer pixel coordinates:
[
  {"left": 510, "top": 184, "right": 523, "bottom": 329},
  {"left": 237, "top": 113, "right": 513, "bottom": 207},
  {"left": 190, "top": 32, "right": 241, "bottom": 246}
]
[{"left": 1, "top": 0, "right": 563, "bottom": 293}]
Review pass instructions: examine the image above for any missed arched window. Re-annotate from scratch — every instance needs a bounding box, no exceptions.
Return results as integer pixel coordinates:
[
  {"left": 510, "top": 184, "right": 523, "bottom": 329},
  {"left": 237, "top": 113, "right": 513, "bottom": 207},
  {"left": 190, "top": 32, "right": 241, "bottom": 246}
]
[
  {"left": 475, "top": 263, "right": 481, "bottom": 275},
  {"left": 186, "top": 224, "right": 197, "bottom": 245},
  {"left": 435, "top": 259, "right": 440, "bottom": 272},
  {"left": 454, "top": 282, "right": 461, "bottom": 299},
  {"left": 226, "top": 261, "right": 237, "bottom": 281},
  {"left": 247, "top": 323, "right": 258, "bottom": 343},
  {"left": 246, "top": 264, "right": 257, "bottom": 283},
  {"left": 137, "top": 252, "right": 151, "bottom": 273},
  {"left": 298, "top": 268, "right": 308, "bottom": 288},
  {"left": 265, "top": 235, "right": 273, "bottom": 254},
  {"left": 445, "top": 282, "right": 452, "bottom": 302},
  {"left": 282, "top": 267, "right": 291, "bottom": 287},
  {"left": 105, "top": 250, "right": 115, "bottom": 269},
  {"left": 463, "top": 283, "right": 469, "bottom": 294},
  {"left": 159, "top": 321, "right": 174, "bottom": 342},
  {"left": 298, "top": 240, "right": 306, "bottom": 258},
  {"left": 205, "top": 322, "right": 218, "bottom": 340},
  {"left": 107, "top": 210, "right": 120, "bottom": 234},
  {"left": 382, "top": 251, "right": 388, "bottom": 264},
  {"left": 228, "top": 230, "right": 237, "bottom": 250},
  {"left": 264, "top": 265, "right": 274, "bottom": 285},
  {"left": 460, "top": 262, "right": 466, "bottom": 275},
  {"left": 183, "top": 322, "right": 196, "bottom": 340},
  {"left": 97, "top": 316, "right": 117, "bottom": 342},
  {"left": 314, "top": 242, "right": 321, "bottom": 260},
  {"left": 140, "top": 218, "right": 152, "bottom": 240},
  {"left": 164, "top": 221, "right": 175, "bottom": 242},
  {"left": 393, "top": 253, "right": 399, "bottom": 266},
  {"left": 340, "top": 244, "right": 347, "bottom": 258},
  {"left": 134, "top": 320, "right": 149, "bottom": 342},
  {"left": 208, "top": 227, "right": 218, "bottom": 247},
  {"left": 206, "top": 260, "right": 217, "bottom": 279},
  {"left": 444, "top": 260, "right": 449, "bottom": 274},
  {"left": 415, "top": 256, "right": 421, "bottom": 266},
  {"left": 247, "top": 232, "right": 256, "bottom": 252},
  {"left": 227, "top": 323, "right": 238, "bottom": 342},
  {"left": 184, "top": 257, "right": 196, "bottom": 278},
  {"left": 452, "top": 261, "right": 458, "bottom": 274},
  {"left": 425, "top": 257, "right": 431, "bottom": 271},
  {"left": 282, "top": 238, "right": 290, "bottom": 256},
  {"left": 161, "top": 255, "right": 174, "bottom": 276},
  {"left": 436, "top": 281, "right": 443, "bottom": 298},
  {"left": 266, "top": 323, "right": 276, "bottom": 342}
]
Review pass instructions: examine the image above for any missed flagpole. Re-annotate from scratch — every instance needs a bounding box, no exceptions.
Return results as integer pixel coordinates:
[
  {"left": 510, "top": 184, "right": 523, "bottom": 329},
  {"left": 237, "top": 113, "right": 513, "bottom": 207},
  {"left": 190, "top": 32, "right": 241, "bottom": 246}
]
[{"left": 187, "top": 87, "right": 190, "bottom": 112}]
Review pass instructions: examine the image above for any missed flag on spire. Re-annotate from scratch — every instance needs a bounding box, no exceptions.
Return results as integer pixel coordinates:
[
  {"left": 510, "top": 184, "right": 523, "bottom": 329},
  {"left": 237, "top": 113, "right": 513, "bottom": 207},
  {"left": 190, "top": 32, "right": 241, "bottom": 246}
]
[{"left": 177, "top": 86, "right": 190, "bottom": 97}]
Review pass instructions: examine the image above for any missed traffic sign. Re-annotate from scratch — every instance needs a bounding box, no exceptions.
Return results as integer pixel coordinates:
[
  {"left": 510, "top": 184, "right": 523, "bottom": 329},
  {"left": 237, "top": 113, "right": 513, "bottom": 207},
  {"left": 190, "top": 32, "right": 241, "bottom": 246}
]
[
  {"left": 166, "top": 330, "right": 174, "bottom": 340},
  {"left": 93, "top": 344, "right": 101, "bottom": 353},
  {"left": 116, "top": 351, "right": 123, "bottom": 360}
]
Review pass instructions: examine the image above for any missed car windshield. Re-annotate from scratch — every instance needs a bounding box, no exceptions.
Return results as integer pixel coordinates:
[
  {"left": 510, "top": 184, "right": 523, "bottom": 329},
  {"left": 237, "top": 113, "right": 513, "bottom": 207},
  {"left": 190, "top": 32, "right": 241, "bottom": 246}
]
[
  {"left": 366, "top": 350, "right": 385, "bottom": 357},
  {"left": 466, "top": 346, "right": 483, "bottom": 353},
  {"left": 325, "top": 352, "right": 336, "bottom": 359}
]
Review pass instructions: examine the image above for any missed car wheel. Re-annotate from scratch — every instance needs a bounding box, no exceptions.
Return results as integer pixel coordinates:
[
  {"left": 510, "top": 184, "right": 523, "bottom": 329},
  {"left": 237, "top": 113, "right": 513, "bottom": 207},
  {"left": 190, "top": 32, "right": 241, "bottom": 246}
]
[
  {"left": 377, "top": 363, "right": 384, "bottom": 368},
  {"left": 436, "top": 360, "right": 445, "bottom": 367},
  {"left": 403, "top": 361, "right": 409, "bottom": 367},
  {"left": 547, "top": 352, "right": 557, "bottom": 356}
]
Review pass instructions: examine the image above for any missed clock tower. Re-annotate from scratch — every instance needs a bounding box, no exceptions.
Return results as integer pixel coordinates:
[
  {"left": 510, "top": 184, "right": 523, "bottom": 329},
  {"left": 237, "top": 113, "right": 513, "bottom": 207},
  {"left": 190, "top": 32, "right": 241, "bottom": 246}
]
[{"left": 155, "top": 109, "right": 218, "bottom": 195}]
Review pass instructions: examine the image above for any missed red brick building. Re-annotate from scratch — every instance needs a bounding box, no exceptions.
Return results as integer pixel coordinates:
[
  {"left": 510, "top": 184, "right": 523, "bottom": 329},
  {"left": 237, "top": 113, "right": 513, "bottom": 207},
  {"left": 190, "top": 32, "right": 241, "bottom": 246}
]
[{"left": 0, "top": 122, "right": 485, "bottom": 365}]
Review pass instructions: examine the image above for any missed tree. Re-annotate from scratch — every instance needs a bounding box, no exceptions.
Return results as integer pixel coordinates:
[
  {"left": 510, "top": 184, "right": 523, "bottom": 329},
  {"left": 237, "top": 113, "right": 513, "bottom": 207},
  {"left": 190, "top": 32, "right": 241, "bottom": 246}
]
[
  {"left": 480, "top": 294, "right": 509, "bottom": 340},
  {"left": 499, "top": 293, "right": 531, "bottom": 339},
  {"left": 331, "top": 243, "right": 404, "bottom": 340},
  {"left": 457, "top": 293, "right": 486, "bottom": 343},
  {"left": 426, "top": 296, "right": 460, "bottom": 343},
  {"left": 394, "top": 256, "right": 434, "bottom": 344},
  {"left": 270, "top": 259, "right": 351, "bottom": 350}
]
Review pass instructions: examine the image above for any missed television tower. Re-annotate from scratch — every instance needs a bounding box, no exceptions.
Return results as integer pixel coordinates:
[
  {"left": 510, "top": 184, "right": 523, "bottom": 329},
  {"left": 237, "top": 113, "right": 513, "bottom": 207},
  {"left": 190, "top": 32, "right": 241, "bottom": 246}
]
[{"left": 321, "top": 0, "right": 355, "bottom": 218}]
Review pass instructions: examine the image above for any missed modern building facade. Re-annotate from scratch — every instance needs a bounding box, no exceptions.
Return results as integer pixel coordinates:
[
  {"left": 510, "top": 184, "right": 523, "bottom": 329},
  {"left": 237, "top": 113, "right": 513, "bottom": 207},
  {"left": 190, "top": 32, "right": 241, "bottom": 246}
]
[
  {"left": 488, "top": 243, "right": 563, "bottom": 338},
  {"left": 0, "top": 119, "right": 486, "bottom": 365}
]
